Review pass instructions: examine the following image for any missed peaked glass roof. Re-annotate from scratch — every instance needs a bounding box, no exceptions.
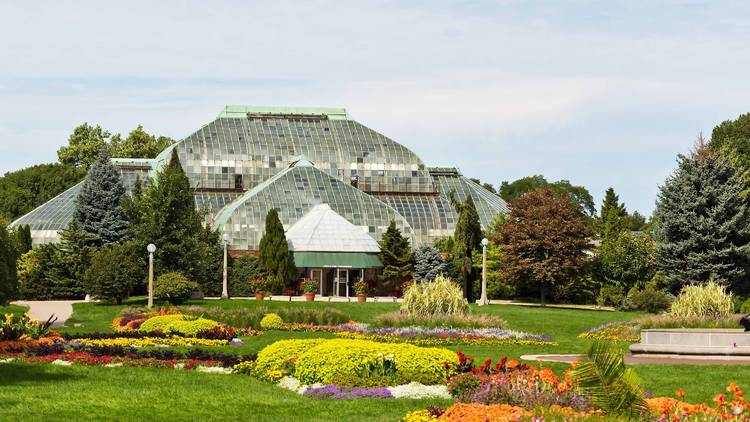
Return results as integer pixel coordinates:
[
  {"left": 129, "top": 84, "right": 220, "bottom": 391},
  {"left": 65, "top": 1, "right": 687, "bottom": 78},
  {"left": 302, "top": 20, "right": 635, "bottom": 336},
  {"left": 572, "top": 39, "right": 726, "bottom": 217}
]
[{"left": 286, "top": 204, "right": 380, "bottom": 253}]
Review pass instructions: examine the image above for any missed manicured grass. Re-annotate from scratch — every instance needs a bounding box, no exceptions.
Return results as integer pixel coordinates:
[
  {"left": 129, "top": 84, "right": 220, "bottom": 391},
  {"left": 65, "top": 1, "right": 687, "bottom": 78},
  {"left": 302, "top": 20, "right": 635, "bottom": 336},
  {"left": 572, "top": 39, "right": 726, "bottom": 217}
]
[
  {"left": 18, "top": 298, "right": 750, "bottom": 418},
  {"left": 0, "top": 304, "right": 28, "bottom": 316},
  {"left": 0, "top": 361, "right": 448, "bottom": 421}
]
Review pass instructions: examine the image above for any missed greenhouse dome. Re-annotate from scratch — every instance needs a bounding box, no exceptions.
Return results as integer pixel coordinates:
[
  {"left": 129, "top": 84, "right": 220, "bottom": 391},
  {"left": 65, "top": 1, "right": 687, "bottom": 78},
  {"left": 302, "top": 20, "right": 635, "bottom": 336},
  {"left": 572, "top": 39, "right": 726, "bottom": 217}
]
[{"left": 11, "top": 106, "right": 508, "bottom": 250}]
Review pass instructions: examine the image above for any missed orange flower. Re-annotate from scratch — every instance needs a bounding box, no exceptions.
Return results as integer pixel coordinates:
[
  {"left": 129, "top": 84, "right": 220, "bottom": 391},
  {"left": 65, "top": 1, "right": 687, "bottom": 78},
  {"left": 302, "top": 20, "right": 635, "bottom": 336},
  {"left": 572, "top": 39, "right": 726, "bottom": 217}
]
[
  {"left": 675, "top": 390, "right": 686, "bottom": 399},
  {"left": 714, "top": 393, "right": 727, "bottom": 407},
  {"left": 505, "top": 358, "right": 519, "bottom": 370}
]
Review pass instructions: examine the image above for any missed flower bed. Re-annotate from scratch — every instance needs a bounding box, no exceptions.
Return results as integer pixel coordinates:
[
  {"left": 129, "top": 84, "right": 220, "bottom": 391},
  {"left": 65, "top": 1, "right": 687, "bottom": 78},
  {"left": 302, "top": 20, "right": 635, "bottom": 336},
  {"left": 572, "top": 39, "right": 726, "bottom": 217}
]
[
  {"left": 273, "top": 375, "right": 451, "bottom": 400},
  {"left": 248, "top": 338, "right": 458, "bottom": 386},
  {"left": 577, "top": 321, "right": 641, "bottom": 342},
  {"left": 333, "top": 324, "right": 556, "bottom": 347},
  {"left": 70, "top": 336, "right": 229, "bottom": 348},
  {"left": 2, "top": 352, "right": 233, "bottom": 373},
  {"left": 404, "top": 403, "right": 596, "bottom": 422}
]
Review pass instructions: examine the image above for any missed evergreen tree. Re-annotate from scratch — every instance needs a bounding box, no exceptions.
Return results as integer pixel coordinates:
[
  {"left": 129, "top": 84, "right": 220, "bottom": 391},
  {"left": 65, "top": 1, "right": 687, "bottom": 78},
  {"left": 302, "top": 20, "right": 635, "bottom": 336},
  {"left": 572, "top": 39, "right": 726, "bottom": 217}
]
[
  {"left": 74, "top": 148, "right": 128, "bottom": 246},
  {"left": 15, "top": 225, "right": 32, "bottom": 254},
  {"left": 50, "top": 221, "right": 95, "bottom": 298},
  {"left": 378, "top": 221, "right": 414, "bottom": 293},
  {"left": 128, "top": 149, "right": 222, "bottom": 294},
  {"left": 413, "top": 245, "right": 446, "bottom": 282},
  {"left": 595, "top": 187, "right": 627, "bottom": 239},
  {"left": 498, "top": 188, "right": 592, "bottom": 306},
  {"left": 653, "top": 142, "right": 750, "bottom": 293},
  {"left": 0, "top": 218, "right": 19, "bottom": 305},
  {"left": 452, "top": 195, "right": 483, "bottom": 301},
  {"left": 257, "top": 208, "right": 293, "bottom": 294}
]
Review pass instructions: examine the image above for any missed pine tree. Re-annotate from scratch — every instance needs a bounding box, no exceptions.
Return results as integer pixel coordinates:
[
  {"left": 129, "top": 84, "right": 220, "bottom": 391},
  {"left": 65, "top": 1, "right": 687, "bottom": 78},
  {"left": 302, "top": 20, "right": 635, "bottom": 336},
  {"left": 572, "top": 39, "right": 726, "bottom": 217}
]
[
  {"left": 257, "top": 209, "right": 293, "bottom": 294},
  {"left": 74, "top": 148, "right": 128, "bottom": 246},
  {"left": 51, "top": 221, "right": 95, "bottom": 298},
  {"left": 15, "top": 225, "right": 32, "bottom": 254},
  {"left": 128, "top": 149, "right": 221, "bottom": 294},
  {"left": 0, "top": 218, "right": 19, "bottom": 304},
  {"left": 595, "top": 188, "right": 627, "bottom": 239},
  {"left": 413, "top": 245, "right": 446, "bottom": 282},
  {"left": 653, "top": 142, "right": 750, "bottom": 293},
  {"left": 378, "top": 221, "right": 414, "bottom": 293},
  {"left": 452, "top": 195, "right": 483, "bottom": 301}
]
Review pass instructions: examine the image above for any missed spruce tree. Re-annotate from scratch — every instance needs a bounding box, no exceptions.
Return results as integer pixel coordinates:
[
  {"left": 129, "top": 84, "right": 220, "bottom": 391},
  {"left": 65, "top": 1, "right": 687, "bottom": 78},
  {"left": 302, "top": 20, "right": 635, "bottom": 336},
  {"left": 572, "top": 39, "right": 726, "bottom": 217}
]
[
  {"left": 413, "top": 245, "right": 446, "bottom": 282},
  {"left": 74, "top": 148, "right": 128, "bottom": 246},
  {"left": 0, "top": 219, "right": 19, "bottom": 305},
  {"left": 257, "top": 208, "right": 292, "bottom": 294},
  {"left": 129, "top": 149, "right": 221, "bottom": 294},
  {"left": 50, "top": 221, "right": 95, "bottom": 298},
  {"left": 378, "top": 221, "right": 414, "bottom": 293},
  {"left": 452, "top": 195, "right": 483, "bottom": 301},
  {"left": 595, "top": 187, "right": 627, "bottom": 239},
  {"left": 653, "top": 143, "right": 750, "bottom": 293}
]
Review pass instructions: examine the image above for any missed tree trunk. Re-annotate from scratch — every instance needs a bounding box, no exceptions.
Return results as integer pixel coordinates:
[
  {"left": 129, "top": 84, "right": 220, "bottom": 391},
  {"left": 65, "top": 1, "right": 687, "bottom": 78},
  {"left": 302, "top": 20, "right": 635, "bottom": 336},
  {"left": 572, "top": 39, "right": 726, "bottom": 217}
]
[{"left": 540, "top": 281, "right": 546, "bottom": 307}]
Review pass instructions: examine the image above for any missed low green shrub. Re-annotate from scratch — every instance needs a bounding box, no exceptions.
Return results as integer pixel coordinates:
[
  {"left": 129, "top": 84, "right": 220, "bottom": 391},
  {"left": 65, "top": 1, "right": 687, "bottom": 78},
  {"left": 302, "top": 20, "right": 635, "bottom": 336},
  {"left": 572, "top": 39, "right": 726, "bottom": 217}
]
[
  {"left": 253, "top": 339, "right": 327, "bottom": 381},
  {"left": 740, "top": 298, "right": 750, "bottom": 314},
  {"left": 275, "top": 307, "right": 349, "bottom": 326},
  {"left": 259, "top": 313, "right": 284, "bottom": 330},
  {"left": 620, "top": 287, "right": 673, "bottom": 314},
  {"left": 401, "top": 275, "right": 468, "bottom": 317},
  {"left": 153, "top": 273, "right": 198, "bottom": 305},
  {"left": 596, "top": 285, "right": 624, "bottom": 308},
  {"left": 669, "top": 281, "right": 733, "bottom": 319},
  {"left": 138, "top": 314, "right": 219, "bottom": 336},
  {"left": 181, "top": 306, "right": 350, "bottom": 329},
  {"left": 250, "top": 338, "right": 459, "bottom": 386},
  {"left": 371, "top": 311, "right": 506, "bottom": 329}
]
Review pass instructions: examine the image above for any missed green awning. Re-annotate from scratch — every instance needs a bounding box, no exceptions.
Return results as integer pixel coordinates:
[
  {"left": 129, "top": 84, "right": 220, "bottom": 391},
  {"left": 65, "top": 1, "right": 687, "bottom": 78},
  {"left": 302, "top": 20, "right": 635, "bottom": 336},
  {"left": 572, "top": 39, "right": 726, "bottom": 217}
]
[{"left": 292, "top": 252, "right": 382, "bottom": 269}]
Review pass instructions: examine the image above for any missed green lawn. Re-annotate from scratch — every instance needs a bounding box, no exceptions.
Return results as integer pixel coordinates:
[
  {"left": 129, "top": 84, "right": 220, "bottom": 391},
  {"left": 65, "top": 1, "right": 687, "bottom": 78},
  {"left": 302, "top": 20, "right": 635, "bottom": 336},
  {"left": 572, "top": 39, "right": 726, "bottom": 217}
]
[
  {"left": 0, "top": 304, "right": 28, "bottom": 316},
  {"left": 4, "top": 299, "right": 750, "bottom": 420}
]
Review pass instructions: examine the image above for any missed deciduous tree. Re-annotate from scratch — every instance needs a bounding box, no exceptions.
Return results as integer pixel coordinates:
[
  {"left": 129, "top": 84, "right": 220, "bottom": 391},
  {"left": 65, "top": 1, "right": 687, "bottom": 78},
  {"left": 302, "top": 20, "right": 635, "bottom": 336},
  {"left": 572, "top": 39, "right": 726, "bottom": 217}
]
[{"left": 498, "top": 188, "right": 592, "bottom": 306}]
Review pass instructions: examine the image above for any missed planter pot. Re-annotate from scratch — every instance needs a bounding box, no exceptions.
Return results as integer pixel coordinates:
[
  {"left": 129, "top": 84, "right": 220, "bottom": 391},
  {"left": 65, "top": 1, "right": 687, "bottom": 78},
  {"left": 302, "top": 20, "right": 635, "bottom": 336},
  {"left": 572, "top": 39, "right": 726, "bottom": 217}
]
[
  {"left": 304, "top": 292, "right": 315, "bottom": 302},
  {"left": 255, "top": 291, "right": 265, "bottom": 301},
  {"left": 356, "top": 294, "right": 367, "bottom": 303}
]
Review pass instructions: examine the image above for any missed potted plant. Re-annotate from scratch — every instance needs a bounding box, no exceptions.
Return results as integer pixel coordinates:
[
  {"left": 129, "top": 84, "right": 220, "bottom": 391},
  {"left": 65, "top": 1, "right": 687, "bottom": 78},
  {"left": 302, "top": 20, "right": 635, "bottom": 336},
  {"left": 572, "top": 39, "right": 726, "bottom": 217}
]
[
  {"left": 302, "top": 279, "right": 317, "bottom": 302},
  {"left": 353, "top": 280, "right": 368, "bottom": 302},
  {"left": 249, "top": 276, "right": 267, "bottom": 301}
]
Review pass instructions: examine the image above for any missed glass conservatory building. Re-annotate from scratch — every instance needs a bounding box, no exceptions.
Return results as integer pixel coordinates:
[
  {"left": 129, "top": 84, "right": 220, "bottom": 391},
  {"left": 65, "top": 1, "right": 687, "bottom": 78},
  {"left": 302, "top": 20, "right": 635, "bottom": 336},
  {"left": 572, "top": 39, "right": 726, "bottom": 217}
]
[{"left": 12, "top": 106, "right": 508, "bottom": 255}]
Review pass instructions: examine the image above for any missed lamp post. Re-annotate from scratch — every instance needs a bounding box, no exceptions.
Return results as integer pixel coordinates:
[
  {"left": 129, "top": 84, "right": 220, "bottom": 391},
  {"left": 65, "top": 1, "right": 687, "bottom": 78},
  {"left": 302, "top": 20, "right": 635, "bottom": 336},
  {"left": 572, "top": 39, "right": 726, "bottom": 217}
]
[
  {"left": 147, "top": 243, "right": 156, "bottom": 308},
  {"left": 479, "top": 238, "right": 489, "bottom": 306},
  {"left": 221, "top": 233, "right": 229, "bottom": 299}
]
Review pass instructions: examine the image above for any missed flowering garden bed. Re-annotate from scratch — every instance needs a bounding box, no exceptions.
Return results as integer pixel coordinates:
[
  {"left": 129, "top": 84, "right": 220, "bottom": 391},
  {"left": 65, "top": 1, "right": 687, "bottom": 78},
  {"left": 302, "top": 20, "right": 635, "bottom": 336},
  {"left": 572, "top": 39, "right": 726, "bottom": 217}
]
[
  {"left": 333, "top": 324, "right": 556, "bottom": 346},
  {"left": 578, "top": 321, "right": 641, "bottom": 342}
]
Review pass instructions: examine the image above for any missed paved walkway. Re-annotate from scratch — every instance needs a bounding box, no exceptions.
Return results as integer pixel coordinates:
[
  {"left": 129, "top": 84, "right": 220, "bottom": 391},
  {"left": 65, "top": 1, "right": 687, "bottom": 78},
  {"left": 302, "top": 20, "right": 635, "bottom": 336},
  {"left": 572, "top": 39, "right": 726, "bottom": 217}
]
[
  {"left": 521, "top": 353, "right": 750, "bottom": 366},
  {"left": 11, "top": 300, "right": 84, "bottom": 327}
]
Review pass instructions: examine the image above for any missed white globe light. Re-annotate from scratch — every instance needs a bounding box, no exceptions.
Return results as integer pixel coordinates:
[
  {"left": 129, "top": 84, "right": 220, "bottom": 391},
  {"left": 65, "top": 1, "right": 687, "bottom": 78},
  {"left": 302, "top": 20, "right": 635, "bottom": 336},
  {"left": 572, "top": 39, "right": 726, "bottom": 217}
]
[
  {"left": 481, "top": 238, "right": 489, "bottom": 246},
  {"left": 147, "top": 244, "right": 156, "bottom": 253}
]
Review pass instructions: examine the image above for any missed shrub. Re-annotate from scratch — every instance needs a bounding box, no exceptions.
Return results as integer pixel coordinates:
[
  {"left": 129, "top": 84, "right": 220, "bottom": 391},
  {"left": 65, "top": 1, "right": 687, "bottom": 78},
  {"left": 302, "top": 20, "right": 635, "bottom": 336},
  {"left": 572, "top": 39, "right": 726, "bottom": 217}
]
[
  {"left": 276, "top": 307, "right": 349, "bottom": 326},
  {"left": 253, "top": 339, "right": 327, "bottom": 381},
  {"left": 401, "top": 275, "right": 468, "bottom": 317},
  {"left": 596, "top": 285, "right": 624, "bottom": 308},
  {"left": 620, "top": 287, "right": 673, "bottom": 314},
  {"left": 371, "top": 311, "right": 506, "bottom": 329},
  {"left": 153, "top": 272, "right": 198, "bottom": 305},
  {"left": 302, "top": 279, "right": 317, "bottom": 294},
  {"left": 259, "top": 313, "right": 284, "bottom": 330},
  {"left": 228, "top": 255, "right": 263, "bottom": 297},
  {"left": 138, "top": 314, "right": 219, "bottom": 336},
  {"left": 740, "top": 298, "right": 750, "bottom": 314},
  {"left": 84, "top": 243, "right": 142, "bottom": 305},
  {"left": 292, "top": 339, "right": 458, "bottom": 387},
  {"left": 669, "top": 281, "right": 733, "bottom": 319}
]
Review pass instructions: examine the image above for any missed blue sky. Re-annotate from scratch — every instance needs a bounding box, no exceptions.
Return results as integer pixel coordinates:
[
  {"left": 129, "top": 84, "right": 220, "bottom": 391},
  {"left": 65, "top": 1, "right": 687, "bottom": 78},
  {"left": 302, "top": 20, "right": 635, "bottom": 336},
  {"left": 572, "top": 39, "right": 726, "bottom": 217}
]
[{"left": 1, "top": 1, "right": 749, "bottom": 214}]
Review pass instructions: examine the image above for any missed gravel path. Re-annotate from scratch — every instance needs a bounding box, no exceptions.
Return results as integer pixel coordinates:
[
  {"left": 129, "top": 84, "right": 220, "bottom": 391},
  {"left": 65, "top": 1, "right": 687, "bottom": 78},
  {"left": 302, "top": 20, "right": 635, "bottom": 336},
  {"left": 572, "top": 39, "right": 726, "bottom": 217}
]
[{"left": 10, "top": 300, "right": 84, "bottom": 327}]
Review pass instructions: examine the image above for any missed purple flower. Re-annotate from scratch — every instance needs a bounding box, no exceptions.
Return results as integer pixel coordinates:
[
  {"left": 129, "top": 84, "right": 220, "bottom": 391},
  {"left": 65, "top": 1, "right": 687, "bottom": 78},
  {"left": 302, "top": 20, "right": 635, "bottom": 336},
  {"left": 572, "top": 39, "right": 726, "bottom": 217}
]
[
  {"left": 229, "top": 338, "right": 244, "bottom": 346},
  {"left": 303, "top": 385, "right": 393, "bottom": 399}
]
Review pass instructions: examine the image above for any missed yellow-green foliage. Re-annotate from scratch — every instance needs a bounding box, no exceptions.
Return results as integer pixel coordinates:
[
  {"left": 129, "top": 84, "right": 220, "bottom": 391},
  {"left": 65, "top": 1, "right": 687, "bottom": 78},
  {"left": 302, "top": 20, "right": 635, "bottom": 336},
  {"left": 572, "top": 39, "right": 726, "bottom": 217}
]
[
  {"left": 401, "top": 275, "right": 469, "bottom": 317},
  {"left": 138, "top": 314, "right": 219, "bottom": 336},
  {"left": 669, "top": 281, "right": 733, "bottom": 319},
  {"left": 232, "top": 361, "right": 256, "bottom": 375},
  {"left": 259, "top": 313, "right": 284, "bottom": 330},
  {"left": 291, "top": 338, "right": 458, "bottom": 386},
  {"left": 253, "top": 339, "right": 327, "bottom": 382}
]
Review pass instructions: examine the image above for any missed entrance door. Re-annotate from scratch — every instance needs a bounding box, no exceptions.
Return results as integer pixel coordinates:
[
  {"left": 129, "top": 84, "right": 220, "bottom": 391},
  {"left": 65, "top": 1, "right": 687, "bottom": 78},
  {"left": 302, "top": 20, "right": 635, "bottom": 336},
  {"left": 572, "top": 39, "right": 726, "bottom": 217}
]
[
  {"left": 334, "top": 269, "right": 350, "bottom": 298},
  {"left": 310, "top": 269, "right": 323, "bottom": 296}
]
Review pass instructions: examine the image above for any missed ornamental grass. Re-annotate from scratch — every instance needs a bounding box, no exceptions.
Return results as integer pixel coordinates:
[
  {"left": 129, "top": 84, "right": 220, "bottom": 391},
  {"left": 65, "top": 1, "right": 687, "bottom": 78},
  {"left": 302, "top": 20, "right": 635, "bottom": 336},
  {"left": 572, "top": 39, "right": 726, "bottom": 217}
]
[
  {"left": 578, "top": 321, "right": 641, "bottom": 342},
  {"left": 635, "top": 313, "right": 742, "bottom": 329},
  {"left": 371, "top": 311, "right": 506, "bottom": 329}
]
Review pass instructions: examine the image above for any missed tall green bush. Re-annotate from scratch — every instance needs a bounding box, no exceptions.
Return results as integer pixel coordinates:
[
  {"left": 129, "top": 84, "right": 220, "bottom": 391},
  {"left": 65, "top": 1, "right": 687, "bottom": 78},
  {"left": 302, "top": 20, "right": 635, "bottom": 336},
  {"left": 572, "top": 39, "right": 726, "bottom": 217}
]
[
  {"left": 0, "top": 219, "right": 19, "bottom": 305},
  {"left": 258, "top": 209, "right": 292, "bottom": 294},
  {"left": 153, "top": 272, "right": 198, "bottom": 305},
  {"left": 401, "top": 275, "right": 468, "bottom": 317},
  {"left": 84, "top": 242, "right": 142, "bottom": 304}
]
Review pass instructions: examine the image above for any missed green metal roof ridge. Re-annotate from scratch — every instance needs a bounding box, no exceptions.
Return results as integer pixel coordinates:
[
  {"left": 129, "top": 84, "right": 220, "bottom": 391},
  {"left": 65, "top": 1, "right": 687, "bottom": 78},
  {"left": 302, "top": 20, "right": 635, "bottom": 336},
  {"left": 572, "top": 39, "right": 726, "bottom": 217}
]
[
  {"left": 428, "top": 165, "right": 462, "bottom": 175},
  {"left": 218, "top": 105, "right": 352, "bottom": 120}
]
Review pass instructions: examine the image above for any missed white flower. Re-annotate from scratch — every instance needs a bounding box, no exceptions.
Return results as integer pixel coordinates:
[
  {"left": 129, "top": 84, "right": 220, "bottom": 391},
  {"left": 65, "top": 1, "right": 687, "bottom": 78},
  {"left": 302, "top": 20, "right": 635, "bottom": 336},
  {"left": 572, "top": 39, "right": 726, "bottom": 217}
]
[
  {"left": 0, "top": 358, "right": 15, "bottom": 364},
  {"left": 51, "top": 359, "right": 73, "bottom": 366},
  {"left": 196, "top": 366, "right": 232, "bottom": 374},
  {"left": 104, "top": 363, "right": 123, "bottom": 368},
  {"left": 277, "top": 376, "right": 304, "bottom": 393},
  {"left": 173, "top": 363, "right": 186, "bottom": 369},
  {"left": 388, "top": 382, "right": 450, "bottom": 399}
]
